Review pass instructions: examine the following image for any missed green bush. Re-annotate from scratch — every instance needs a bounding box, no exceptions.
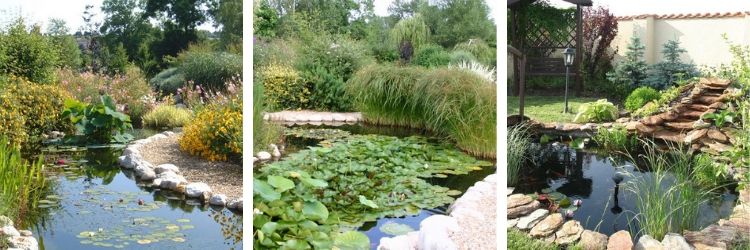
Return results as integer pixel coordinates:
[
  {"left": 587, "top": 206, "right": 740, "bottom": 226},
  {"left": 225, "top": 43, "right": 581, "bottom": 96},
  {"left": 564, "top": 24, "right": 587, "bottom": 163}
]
[
  {"left": 259, "top": 62, "right": 311, "bottom": 110},
  {"left": 453, "top": 39, "right": 495, "bottom": 66},
  {"left": 150, "top": 67, "right": 186, "bottom": 93},
  {"left": 179, "top": 50, "right": 242, "bottom": 91},
  {"left": 1, "top": 77, "right": 73, "bottom": 146},
  {"left": 449, "top": 50, "right": 478, "bottom": 64},
  {"left": 632, "top": 85, "right": 683, "bottom": 117},
  {"left": 508, "top": 125, "right": 531, "bottom": 186},
  {"left": 253, "top": 38, "right": 297, "bottom": 67},
  {"left": 412, "top": 44, "right": 451, "bottom": 68},
  {"left": 303, "top": 67, "right": 352, "bottom": 111},
  {"left": 644, "top": 40, "right": 698, "bottom": 89},
  {"left": 347, "top": 64, "right": 428, "bottom": 127},
  {"left": 607, "top": 36, "right": 648, "bottom": 88},
  {"left": 295, "top": 36, "right": 373, "bottom": 82},
  {"left": 692, "top": 153, "right": 729, "bottom": 190},
  {"left": 0, "top": 18, "right": 59, "bottom": 83},
  {"left": 142, "top": 105, "right": 193, "bottom": 129},
  {"left": 572, "top": 99, "right": 618, "bottom": 123},
  {"left": 625, "top": 86, "right": 661, "bottom": 112}
]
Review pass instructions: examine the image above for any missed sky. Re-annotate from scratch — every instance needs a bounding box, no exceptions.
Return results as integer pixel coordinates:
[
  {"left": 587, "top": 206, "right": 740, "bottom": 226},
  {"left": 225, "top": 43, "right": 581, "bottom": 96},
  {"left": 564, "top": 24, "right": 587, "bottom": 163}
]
[{"left": 550, "top": 0, "right": 750, "bottom": 16}]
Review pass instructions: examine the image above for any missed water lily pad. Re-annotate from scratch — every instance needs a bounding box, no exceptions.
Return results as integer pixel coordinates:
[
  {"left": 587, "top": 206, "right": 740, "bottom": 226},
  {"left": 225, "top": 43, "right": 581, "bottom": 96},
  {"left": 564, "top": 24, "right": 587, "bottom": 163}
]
[
  {"left": 541, "top": 188, "right": 553, "bottom": 194},
  {"left": 80, "top": 240, "right": 93, "bottom": 244},
  {"left": 137, "top": 239, "right": 151, "bottom": 244},
  {"left": 171, "top": 237, "right": 186, "bottom": 242},
  {"left": 38, "top": 199, "right": 56, "bottom": 204},
  {"left": 379, "top": 222, "right": 414, "bottom": 236},
  {"left": 180, "top": 225, "right": 194, "bottom": 230},
  {"left": 176, "top": 219, "right": 190, "bottom": 223},
  {"left": 445, "top": 190, "right": 462, "bottom": 196},
  {"left": 334, "top": 231, "right": 370, "bottom": 249}
]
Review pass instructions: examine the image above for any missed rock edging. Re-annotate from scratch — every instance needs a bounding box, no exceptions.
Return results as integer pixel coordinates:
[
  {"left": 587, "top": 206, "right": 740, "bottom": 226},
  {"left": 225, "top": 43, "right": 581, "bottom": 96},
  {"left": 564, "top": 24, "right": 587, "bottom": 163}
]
[
  {"left": 377, "top": 173, "right": 497, "bottom": 250},
  {"left": 263, "top": 111, "right": 362, "bottom": 126},
  {"left": 0, "top": 215, "right": 38, "bottom": 250},
  {"left": 117, "top": 131, "right": 243, "bottom": 212}
]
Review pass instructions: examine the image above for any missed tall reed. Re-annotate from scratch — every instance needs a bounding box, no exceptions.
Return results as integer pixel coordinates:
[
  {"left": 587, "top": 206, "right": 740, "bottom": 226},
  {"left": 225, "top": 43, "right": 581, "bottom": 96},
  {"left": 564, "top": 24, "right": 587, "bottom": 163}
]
[
  {"left": 253, "top": 79, "right": 284, "bottom": 153},
  {"left": 507, "top": 124, "right": 531, "bottom": 186},
  {"left": 347, "top": 64, "right": 496, "bottom": 158},
  {"left": 0, "top": 138, "right": 47, "bottom": 222}
]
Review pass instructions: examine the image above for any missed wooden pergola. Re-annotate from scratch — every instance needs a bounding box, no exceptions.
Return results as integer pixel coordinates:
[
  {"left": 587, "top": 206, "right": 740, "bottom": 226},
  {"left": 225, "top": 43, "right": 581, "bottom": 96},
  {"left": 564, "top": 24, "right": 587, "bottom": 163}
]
[{"left": 508, "top": 0, "right": 592, "bottom": 120}]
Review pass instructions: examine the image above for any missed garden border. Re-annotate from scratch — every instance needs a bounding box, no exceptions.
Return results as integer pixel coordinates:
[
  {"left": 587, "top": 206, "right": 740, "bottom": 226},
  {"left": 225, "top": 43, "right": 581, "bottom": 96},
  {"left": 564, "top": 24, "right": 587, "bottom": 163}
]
[{"left": 117, "top": 131, "right": 243, "bottom": 212}]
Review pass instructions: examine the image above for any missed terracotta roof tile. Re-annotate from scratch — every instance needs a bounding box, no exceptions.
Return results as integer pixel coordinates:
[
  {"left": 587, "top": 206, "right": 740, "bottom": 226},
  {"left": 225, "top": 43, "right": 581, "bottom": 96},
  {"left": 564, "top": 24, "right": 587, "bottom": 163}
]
[{"left": 616, "top": 11, "right": 750, "bottom": 20}]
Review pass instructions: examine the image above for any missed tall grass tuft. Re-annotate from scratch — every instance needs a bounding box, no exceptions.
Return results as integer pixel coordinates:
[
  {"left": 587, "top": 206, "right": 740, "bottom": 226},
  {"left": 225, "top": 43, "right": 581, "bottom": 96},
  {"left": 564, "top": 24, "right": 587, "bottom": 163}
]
[
  {"left": 347, "top": 64, "right": 496, "bottom": 158},
  {"left": 593, "top": 125, "right": 638, "bottom": 154},
  {"left": 625, "top": 140, "right": 710, "bottom": 240},
  {"left": 0, "top": 138, "right": 47, "bottom": 222},
  {"left": 142, "top": 105, "right": 194, "bottom": 129},
  {"left": 253, "top": 79, "right": 284, "bottom": 154},
  {"left": 508, "top": 124, "right": 532, "bottom": 186}
]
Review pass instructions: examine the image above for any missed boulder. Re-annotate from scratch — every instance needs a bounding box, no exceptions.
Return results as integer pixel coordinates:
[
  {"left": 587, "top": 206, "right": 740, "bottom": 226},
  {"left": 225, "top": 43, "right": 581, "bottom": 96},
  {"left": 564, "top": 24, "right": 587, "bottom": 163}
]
[
  {"left": 185, "top": 182, "right": 212, "bottom": 198},
  {"left": 508, "top": 218, "right": 519, "bottom": 228},
  {"left": 508, "top": 194, "right": 533, "bottom": 208},
  {"left": 257, "top": 151, "right": 272, "bottom": 161},
  {"left": 707, "top": 129, "right": 729, "bottom": 143},
  {"left": 508, "top": 200, "right": 540, "bottom": 219},
  {"left": 270, "top": 144, "right": 281, "bottom": 157},
  {"left": 18, "top": 230, "right": 32, "bottom": 237},
  {"left": 0, "top": 225, "right": 20, "bottom": 237},
  {"left": 227, "top": 198, "right": 243, "bottom": 210},
  {"left": 209, "top": 194, "right": 228, "bottom": 206},
  {"left": 661, "top": 233, "right": 691, "bottom": 250},
  {"left": 652, "top": 130, "right": 685, "bottom": 143},
  {"left": 8, "top": 235, "right": 38, "bottom": 250},
  {"left": 0, "top": 216, "right": 12, "bottom": 227},
  {"left": 555, "top": 220, "right": 584, "bottom": 245},
  {"left": 150, "top": 134, "right": 168, "bottom": 140},
  {"left": 377, "top": 232, "right": 418, "bottom": 250},
  {"left": 417, "top": 215, "right": 459, "bottom": 250},
  {"left": 607, "top": 230, "right": 633, "bottom": 250},
  {"left": 579, "top": 230, "right": 608, "bottom": 250},
  {"left": 154, "top": 164, "right": 180, "bottom": 174},
  {"left": 684, "top": 129, "right": 708, "bottom": 143},
  {"left": 693, "top": 120, "right": 711, "bottom": 129},
  {"left": 123, "top": 147, "right": 140, "bottom": 157},
  {"left": 642, "top": 115, "right": 664, "bottom": 126},
  {"left": 135, "top": 164, "right": 156, "bottom": 181},
  {"left": 635, "top": 123, "right": 661, "bottom": 134},
  {"left": 529, "top": 213, "right": 563, "bottom": 238},
  {"left": 664, "top": 122, "right": 695, "bottom": 131},
  {"left": 634, "top": 235, "right": 664, "bottom": 250},
  {"left": 516, "top": 209, "right": 549, "bottom": 230}
]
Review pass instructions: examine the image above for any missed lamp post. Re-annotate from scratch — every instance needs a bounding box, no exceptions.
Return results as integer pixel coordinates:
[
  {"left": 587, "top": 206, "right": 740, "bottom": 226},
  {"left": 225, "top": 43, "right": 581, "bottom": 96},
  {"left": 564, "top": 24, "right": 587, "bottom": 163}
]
[{"left": 563, "top": 48, "right": 575, "bottom": 113}]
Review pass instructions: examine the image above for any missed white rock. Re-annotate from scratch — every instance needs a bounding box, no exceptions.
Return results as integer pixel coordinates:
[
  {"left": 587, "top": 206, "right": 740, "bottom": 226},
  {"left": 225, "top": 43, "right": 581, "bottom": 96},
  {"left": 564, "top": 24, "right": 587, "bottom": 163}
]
[
  {"left": 162, "top": 131, "right": 176, "bottom": 137},
  {"left": 253, "top": 157, "right": 258, "bottom": 163},
  {"left": 1, "top": 225, "right": 20, "bottom": 237},
  {"left": 257, "top": 151, "right": 272, "bottom": 160},
  {"left": 634, "top": 235, "right": 664, "bottom": 250},
  {"left": 185, "top": 182, "right": 211, "bottom": 198},
  {"left": 132, "top": 138, "right": 151, "bottom": 145},
  {"left": 123, "top": 147, "right": 140, "bottom": 157},
  {"left": 508, "top": 218, "right": 519, "bottom": 228},
  {"left": 152, "top": 178, "right": 163, "bottom": 187},
  {"left": 135, "top": 164, "right": 156, "bottom": 180},
  {"left": 8, "top": 235, "right": 38, "bottom": 250},
  {"left": 661, "top": 233, "right": 691, "bottom": 250},
  {"left": 516, "top": 209, "right": 549, "bottom": 230},
  {"left": 154, "top": 164, "right": 180, "bottom": 174},
  {"left": 418, "top": 215, "right": 459, "bottom": 250},
  {"left": 237, "top": 198, "right": 243, "bottom": 211},
  {"left": 507, "top": 187, "right": 514, "bottom": 196},
  {"left": 378, "top": 233, "right": 417, "bottom": 250},
  {"left": 209, "top": 194, "right": 228, "bottom": 206},
  {"left": 270, "top": 144, "right": 281, "bottom": 157},
  {"left": 150, "top": 134, "right": 168, "bottom": 140}
]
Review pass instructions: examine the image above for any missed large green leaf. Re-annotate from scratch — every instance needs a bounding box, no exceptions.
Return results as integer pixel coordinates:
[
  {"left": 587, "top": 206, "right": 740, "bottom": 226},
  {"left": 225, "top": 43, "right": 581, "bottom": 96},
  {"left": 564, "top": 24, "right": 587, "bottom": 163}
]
[
  {"left": 267, "top": 176, "right": 295, "bottom": 192},
  {"left": 302, "top": 201, "right": 329, "bottom": 221},
  {"left": 254, "top": 179, "right": 281, "bottom": 201},
  {"left": 358, "top": 195, "right": 379, "bottom": 209},
  {"left": 379, "top": 222, "right": 414, "bottom": 236},
  {"left": 300, "top": 177, "right": 328, "bottom": 188},
  {"left": 333, "top": 231, "right": 370, "bottom": 250}
]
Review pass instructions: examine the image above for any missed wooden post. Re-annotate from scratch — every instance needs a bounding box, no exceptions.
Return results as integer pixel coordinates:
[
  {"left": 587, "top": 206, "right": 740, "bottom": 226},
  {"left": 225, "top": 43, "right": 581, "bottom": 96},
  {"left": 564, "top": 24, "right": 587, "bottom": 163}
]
[{"left": 575, "top": 4, "right": 583, "bottom": 96}]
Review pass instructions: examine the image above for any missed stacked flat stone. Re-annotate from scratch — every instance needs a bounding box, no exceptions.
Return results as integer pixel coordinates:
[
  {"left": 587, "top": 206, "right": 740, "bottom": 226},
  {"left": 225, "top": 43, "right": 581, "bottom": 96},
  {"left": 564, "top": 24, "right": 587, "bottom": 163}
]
[
  {"left": 263, "top": 111, "right": 362, "bottom": 126},
  {"left": 118, "top": 131, "right": 242, "bottom": 212}
]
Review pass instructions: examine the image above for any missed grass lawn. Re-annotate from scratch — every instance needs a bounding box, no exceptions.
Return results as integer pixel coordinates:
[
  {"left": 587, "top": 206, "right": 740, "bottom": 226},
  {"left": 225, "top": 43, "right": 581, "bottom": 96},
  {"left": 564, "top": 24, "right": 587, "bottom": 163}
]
[{"left": 507, "top": 96, "right": 600, "bottom": 123}]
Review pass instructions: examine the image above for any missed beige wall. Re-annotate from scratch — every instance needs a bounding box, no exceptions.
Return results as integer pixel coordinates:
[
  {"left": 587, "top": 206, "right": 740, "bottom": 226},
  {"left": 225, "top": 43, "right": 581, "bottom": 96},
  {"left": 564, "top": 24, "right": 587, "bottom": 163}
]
[{"left": 612, "top": 15, "right": 750, "bottom": 67}]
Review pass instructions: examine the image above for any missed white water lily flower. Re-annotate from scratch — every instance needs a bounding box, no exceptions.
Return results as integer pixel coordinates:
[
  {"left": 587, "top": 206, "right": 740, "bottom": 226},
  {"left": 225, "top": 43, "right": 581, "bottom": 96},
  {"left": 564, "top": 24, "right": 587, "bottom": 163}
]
[{"left": 254, "top": 208, "right": 263, "bottom": 215}]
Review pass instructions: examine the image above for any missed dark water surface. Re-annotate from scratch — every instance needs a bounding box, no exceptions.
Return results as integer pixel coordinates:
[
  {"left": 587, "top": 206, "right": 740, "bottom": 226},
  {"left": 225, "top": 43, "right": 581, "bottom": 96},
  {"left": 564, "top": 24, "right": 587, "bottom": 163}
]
[
  {"left": 22, "top": 129, "right": 242, "bottom": 250},
  {"left": 266, "top": 123, "right": 496, "bottom": 249},
  {"left": 513, "top": 143, "right": 736, "bottom": 237}
]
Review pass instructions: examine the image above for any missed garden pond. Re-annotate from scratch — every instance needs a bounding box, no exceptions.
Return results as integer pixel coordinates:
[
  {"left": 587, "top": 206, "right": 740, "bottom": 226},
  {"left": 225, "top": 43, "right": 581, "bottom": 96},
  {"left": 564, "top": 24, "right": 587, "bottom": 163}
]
[
  {"left": 257, "top": 124, "right": 496, "bottom": 249},
  {"left": 512, "top": 141, "right": 738, "bottom": 237},
  {"left": 18, "top": 129, "right": 242, "bottom": 250}
]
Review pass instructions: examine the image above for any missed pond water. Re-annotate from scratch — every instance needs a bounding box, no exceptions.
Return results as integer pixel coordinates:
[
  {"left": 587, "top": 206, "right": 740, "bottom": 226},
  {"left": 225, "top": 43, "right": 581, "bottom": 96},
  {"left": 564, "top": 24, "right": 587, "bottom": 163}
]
[
  {"left": 513, "top": 143, "right": 737, "bottom": 237},
  {"left": 264, "top": 123, "right": 496, "bottom": 249},
  {"left": 20, "top": 129, "right": 242, "bottom": 250}
]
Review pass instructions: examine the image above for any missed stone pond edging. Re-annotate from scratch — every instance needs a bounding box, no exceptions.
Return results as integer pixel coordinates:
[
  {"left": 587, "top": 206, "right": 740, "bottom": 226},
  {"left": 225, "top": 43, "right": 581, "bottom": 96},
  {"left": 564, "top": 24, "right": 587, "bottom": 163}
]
[
  {"left": 507, "top": 185, "right": 750, "bottom": 250},
  {"left": 377, "top": 173, "right": 497, "bottom": 250},
  {"left": 0, "top": 216, "right": 38, "bottom": 250},
  {"left": 263, "top": 111, "right": 363, "bottom": 126},
  {"left": 117, "top": 131, "right": 243, "bottom": 212}
]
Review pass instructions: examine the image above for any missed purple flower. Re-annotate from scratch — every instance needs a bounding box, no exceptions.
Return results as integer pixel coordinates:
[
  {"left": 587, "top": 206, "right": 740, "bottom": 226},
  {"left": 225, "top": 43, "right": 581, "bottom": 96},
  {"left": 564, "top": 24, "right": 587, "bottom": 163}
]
[
  {"left": 573, "top": 199, "right": 582, "bottom": 206},
  {"left": 565, "top": 210, "right": 575, "bottom": 218}
]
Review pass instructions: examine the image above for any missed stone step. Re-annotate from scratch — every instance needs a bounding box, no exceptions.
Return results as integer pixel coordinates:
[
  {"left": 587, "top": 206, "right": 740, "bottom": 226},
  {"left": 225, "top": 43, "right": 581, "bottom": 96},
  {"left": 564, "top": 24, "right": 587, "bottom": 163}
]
[
  {"left": 685, "top": 224, "right": 743, "bottom": 249},
  {"left": 679, "top": 110, "right": 704, "bottom": 120},
  {"left": 652, "top": 130, "right": 685, "bottom": 143},
  {"left": 686, "top": 104, "right": 710, "bottom": 112},
  {"left": 664, "top": 122, "right": 694, "bottom": 131},
  {"left": 636, "top": 123, "right": 662, "bottom": 135}
]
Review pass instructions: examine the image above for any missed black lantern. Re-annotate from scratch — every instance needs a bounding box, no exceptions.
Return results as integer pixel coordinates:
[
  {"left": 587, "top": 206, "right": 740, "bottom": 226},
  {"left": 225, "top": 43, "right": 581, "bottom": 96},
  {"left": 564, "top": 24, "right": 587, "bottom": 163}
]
[{"left": 563, "top": 47, "right": 575, "bottom": 113}]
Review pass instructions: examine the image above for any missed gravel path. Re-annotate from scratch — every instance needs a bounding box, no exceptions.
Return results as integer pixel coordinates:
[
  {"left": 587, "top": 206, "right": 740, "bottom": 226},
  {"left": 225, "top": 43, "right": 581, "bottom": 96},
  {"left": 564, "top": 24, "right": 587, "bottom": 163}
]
[
  {"left": 448, "top": 174, "right": 497, "bottom": 249},
  {"left": 140, "top": 134, "right": 243, "bottom": 199}
]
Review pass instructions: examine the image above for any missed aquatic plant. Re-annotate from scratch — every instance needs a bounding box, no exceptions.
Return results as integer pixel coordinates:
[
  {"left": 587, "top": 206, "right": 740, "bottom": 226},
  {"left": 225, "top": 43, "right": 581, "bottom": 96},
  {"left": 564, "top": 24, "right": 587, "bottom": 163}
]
[
  {"left": 592, "top": 125, "right": 638, "bottom": 153},
  {"left": 62, "top": 95, "right": 134, "bottom": 145},
  {"left": 0, "top": 138, "right": 47, "bottom": 223},
  {"left": 284, "top": 128, "right": 350, "bottom": 141},
  {"left": 252, "top": 80, "right": 284, "bottom": 154},
  {"left": 256, "top": 134, "right": 491, "bottom": 227},
  {"left": 692, "top": 153, "right": 729, "bottom": 190},
  {"left": 142, "top": 105, "right": 193, "bottom": 129},
  {"left": 347, "top": 64, "right": 496, "bottom": 158},
  {"left": 253, "top": 173, "right": 369, "bottom": 249},
  {"left": 572, "top": 99, "right": 618, "bottom": 123},
  {"left": 508, "top": 124, "right": 532, "bottom": 186}
]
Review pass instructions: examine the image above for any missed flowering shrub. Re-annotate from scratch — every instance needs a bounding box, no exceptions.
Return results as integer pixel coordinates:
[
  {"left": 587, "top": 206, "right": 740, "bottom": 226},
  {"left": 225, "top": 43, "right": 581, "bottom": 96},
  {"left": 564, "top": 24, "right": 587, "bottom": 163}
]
[
  {"left": 56, "top": 67, "right": 153, "bottom": 124},
  {"left": 179, "top": 81, "right": 242, "bottom": 162},
  {"left": 1, "top": 77, "right": 72, "bottom": 145},
  {"left": 0, "top": 92, "right": 26, "bottom": 148},
  {"left": 259, "top": 62, "right": 311, "bottom": 110}
]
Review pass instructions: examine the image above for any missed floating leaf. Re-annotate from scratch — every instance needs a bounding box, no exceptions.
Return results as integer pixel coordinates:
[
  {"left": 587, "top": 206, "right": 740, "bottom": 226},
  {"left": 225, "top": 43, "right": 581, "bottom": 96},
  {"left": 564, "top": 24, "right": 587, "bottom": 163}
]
[
  {"left": 302, "top": 201, "right": 329, "bottom": 221},
  {"left": 253, "top": 179, "right": 281, "bottom": 201},
  {"left": 445, "top": 190, "right": 462, "bottom": 196},
  {"left": 333, "top": 231, "right": 370, "bottom": 250},
  {"left": 541, "top": 188, "right": 552, "bottom": 194},
  {"left": 172, "top": 237, "right": 186, "bottom": 242},
  {"left": 358, "top": 195, "right": 379, "bottom": 209},
  {"left": 379, "top": 222, "right": 414, "bottom": 236},
  {"left": 559, "top": 197, "right": 571, "bottom": 208},
  {"left": 176, "top": 219, "right": 190, "bottom": 223},
  {"left": 137, "top": 239, "right": 151, "bottom": 244},
  {"left": 267, "top": 175, "right": 295, "bottom": 192}
]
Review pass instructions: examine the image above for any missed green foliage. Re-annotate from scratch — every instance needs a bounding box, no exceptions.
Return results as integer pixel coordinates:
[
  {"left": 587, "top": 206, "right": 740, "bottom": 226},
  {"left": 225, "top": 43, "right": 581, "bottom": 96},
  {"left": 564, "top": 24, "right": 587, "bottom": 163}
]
[
  {"left": 62, "top": 96, "right": 134, "bottom": 145},
  {"left": 253, "top": 1, "right": 278, "bottom": 38},
  {"left": 390, "top": 14, "right": 429, "bottom": 61},
  {"left": 508, "top": 229, "right": 560, "bottom": 250},
  {"left": 0, "top": 18, "right": 59, "bottom": 83},
  {"left": 625, "top": 86, "right": 661, "bottom": 112},
  {"left": 179, "top": 81, "right": 242, "bottom": 162},
  {"left": 295, "top": 35, "right": 373, "bottom": 83},
  {"left": 253, "top": 173, "right": 370, "bottom": 249},
  {"left": 285, "top": 128, "right": 351, "bottom": 141},
  {"left": 702, "top": 110, "right": 736, "bottom": 128},
  {"left": 0, "top": 138, "right": 47, "bottom": 222},
  {"left": 572, "top": 99, "right": 618, "bottom": 123},
  {"left": 142, "top": 105, "right": 193, "bottom": 128},
  {"left": 0, "top": 91, "right": 26, "bottom": 148},
  {"left": 412, "top": 44, "right": 451, "bottom": 68},
  {"left": 149, "top": 67, "right": 186, "bottom": 93},
  {"left": 179, "top": 50, "right": 242, "bottom": 91},
  {"left": 593, "top": 125, "right": 638, "bottom": 153},
  {"left": 449, "top": 50, "right": 477, "bottom": 64},
  {"left": 421, "top": 0, "right": 496, "bottom": 48},
  {"left": 46, "top": 19, "right": 83, "bottom": 70},
  {"left": 692, "top": 153, "right": 729, "bottom": 190},
  {"left": 632, "top": 85, "right": 683, "bottom": 118},
  {"left": 101, "top": 43, "right": 130, "bottom": 75},
  {"left": 253, "top": 38, "right": 297, "bottom": 67},
  {"left": 347, "top": 64, "right": 496, "bottom": 157},
  {"left": 257, "top": 134, "right": 492, "bottom": 227},
  {"left": 209, "top": 0, "right": 242, "bottom": 48},
  {"left": 508, "top": 124, "right": 532, "bottom": 186},
  {"left": 302, "top": 67, "right": 352, "bottom": 111},
  {"left": 453, "top": 38, "right": 495, "bottom": 67},
  {"left": 607, "top": 36, "right": 648, "bottom": 88},
  {"left": 259, "top": 62, "right": 311, "bottom": 110},
  {"left": 0, "top": 77, "right": 73, "bottom": 147},
  {"left": 645, "top": 40, "right": 699, "bottom": 89},
  {"left": 252, "top": 81, "right": 283, "bottom": 154}
]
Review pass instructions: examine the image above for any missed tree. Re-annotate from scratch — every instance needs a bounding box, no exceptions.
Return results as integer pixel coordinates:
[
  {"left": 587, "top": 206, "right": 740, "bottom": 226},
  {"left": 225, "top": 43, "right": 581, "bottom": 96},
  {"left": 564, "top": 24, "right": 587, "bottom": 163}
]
[
  {"left": 645, "top": 39, "right": 698, "bottom": 89},
  {"left": 101, "top": 0, "right": 157, "bottom": 64},
  {"left": 144, "top": 0, "right": 211, "bottom": 60},
  {"left": 607, "top": 36, "right": 648, "bottom": 87},
  {"left": 422, "top": 0, "right": 495, "bottom": 48},
  {"left": 80, "top": 4, "right": 104, "bottom": 72},
  {"left": 582, "top": 6, "right": 618, "bottom": 83},
  {"left": 389, "top": 13, "right": 429, "bottom": 62},
  {"left": 388, "top": 0, "right": 425, "bottom": 22},
  {"left": 254, "top": 1, "right": 278, "bottom": 38},
  {"left": 0, "top": 18, "right": 60, "bottom": 83},
  {"left": 47, "top": 18, "right": 83, "bottom": 70},
  {"left": 209, "top": 0, "right": 243, "bottom": 48}
]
